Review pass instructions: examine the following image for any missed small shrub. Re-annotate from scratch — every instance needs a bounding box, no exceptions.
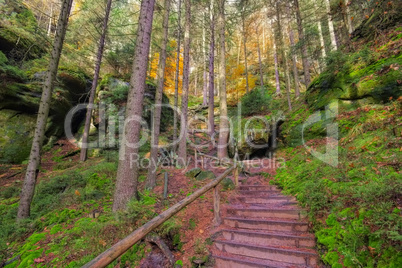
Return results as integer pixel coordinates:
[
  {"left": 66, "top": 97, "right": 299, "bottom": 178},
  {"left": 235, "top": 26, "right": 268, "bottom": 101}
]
[{"left": 240, "top": 87, "right": 272, "bottom": 116}]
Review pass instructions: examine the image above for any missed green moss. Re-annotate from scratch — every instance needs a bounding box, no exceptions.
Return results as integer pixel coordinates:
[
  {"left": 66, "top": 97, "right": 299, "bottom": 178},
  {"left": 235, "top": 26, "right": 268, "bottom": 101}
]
[{"left": 272, "top": 102, "right": 402, "bottom": 267}]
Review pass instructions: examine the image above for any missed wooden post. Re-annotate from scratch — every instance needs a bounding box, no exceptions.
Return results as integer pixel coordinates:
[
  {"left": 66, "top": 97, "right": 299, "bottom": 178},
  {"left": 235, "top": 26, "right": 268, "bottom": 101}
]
[
  {"left": 234, "top": 167, "right": 239, "bottom": 187},
  {"left": 213, "top": 185, "right": 221, "bottom": 226},
  {"left": 163, "top": 172, "right": 169, "bottom": 199}
]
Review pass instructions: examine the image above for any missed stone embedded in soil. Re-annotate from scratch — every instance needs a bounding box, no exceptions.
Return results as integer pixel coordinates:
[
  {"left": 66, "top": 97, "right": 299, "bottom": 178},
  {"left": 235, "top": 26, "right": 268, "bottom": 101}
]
[
  {"left": 185, "top": 168, "right": 202, "bottom": 178},
  {"left": 195, "top": 170, "right": 216, "bottom": 181}
]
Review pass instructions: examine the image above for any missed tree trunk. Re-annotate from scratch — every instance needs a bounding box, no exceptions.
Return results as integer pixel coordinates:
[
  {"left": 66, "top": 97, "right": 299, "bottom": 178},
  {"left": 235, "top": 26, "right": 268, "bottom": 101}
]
[
  {"left": 237, "top": 34, "right": 241, "bottom": 66},
  {"left": 313, "top": 1, "right": 326, "bottom": 73},
  {"left": 272, "top": 21, "right": 281, "bottom": 94},
  {"left": 257, "top": 31, "right": 264, "bottom": 87},
  {"left": 112, "top": 0, "right": 156, "bottom": 212},
  {"left": 276, "top": 1, "right": 292, "bottom": 110},
  {"left": 294, "top": 0, "right": 311, "bottom": 87},
  {"left": 202, "top": 12, "right": 208, "bottom": 106},
  {"left": 146, "top": 0, "right": 171, "bottom": 190},
  {"left": 47, "top": 3, "right": 53, "bottom": 36},
  {"left": 345, "top": 3, "right": 354, "bottom": 34},
  {"left": 241, "top": 10, "right": 249, "bottom": 93},
  {"left": 80, "top": 0, "right": 113, "bottom": 162},
  {"left": 194, "top": 70, "right": 198, "bottom": 95},
  {"left": 284, "top": 53, "right": 293, "bottom": 111},
  {"left": 287, "top": 4, "right": 300, "bottom": 97},
  {"left": 177, "top": 0, "right": 191, "bottom": 166},
  {"left": 217, "top": 0, "right": 228, "bottom": 159},
  {"left": 173, "top": 0, "right": 182, "bottom": 148},
  {"left": 208, "top": 0, "right": 215, "bottom": 137},
  {"left": 325, "top": 0, "right": 338, "bottom": 50},
  {"left": 17, "top": 0, "right": 73, "bottom": 220}
]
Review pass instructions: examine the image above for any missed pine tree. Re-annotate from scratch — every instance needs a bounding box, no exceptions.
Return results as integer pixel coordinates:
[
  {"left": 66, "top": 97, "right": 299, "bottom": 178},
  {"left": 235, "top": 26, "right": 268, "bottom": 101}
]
[
  {"left": 17, "top": 0, "right": 74, "bottom": 220},
  {"left": 113, "top": 0, "right": 156, "bottom": 211},
  {"left": 80, "top": 0, "right": 113, "bottom": 162}
]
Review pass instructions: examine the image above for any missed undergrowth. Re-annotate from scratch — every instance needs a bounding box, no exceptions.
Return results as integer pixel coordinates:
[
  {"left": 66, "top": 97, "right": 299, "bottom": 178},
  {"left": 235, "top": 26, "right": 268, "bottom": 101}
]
[{"left": 272, "top": 100, "right": 402, "bottom": 267}]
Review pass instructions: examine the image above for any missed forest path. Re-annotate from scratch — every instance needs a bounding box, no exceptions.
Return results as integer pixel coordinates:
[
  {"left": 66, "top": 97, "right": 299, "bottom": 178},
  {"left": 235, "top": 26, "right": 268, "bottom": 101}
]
[{"left": 211, "top": 159, "right": 320, "bottom": 268}]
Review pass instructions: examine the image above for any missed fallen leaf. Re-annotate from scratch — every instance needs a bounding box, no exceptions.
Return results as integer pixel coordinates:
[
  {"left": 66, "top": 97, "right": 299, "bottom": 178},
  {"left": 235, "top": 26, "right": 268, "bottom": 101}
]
[{"left": 34, "top": 258, "right": 45, "bottom": 263}]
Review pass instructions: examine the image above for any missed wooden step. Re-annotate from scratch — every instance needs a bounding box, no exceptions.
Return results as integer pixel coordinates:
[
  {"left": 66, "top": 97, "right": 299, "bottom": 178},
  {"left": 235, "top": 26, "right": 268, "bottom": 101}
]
[
  {"left": 223, "top": 217, "right": 309, "bottom": 232},
  {"left": 221, "top": 229, "right": 316, "bottom": 249},
  {"left": 239, "top": 190, "right": 282, "bottom": 197},
  {"left": 213, "top": 253, "right": 308, "bottom": 268},
  {"left": 226, "top": 207, "right": 307, "bottom": 220},
  {"left": 239, "top": 185, "right": 278, "bottom": 191},
  {"left": 235, "top": 196, "right": 296, "bottom": 205},
  {"left": 215, "top": 240, "right": 318, "bottom": 266}
]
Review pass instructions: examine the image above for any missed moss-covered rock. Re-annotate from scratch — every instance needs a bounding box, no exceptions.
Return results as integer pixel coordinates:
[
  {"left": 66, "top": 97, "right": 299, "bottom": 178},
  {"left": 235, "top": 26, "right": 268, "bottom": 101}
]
[
  {"left": 229, "top": 115, "right": 272, "bottom": 158},
  {"left": 0, "top": 52, "right": 89, "bottom": 163},
  {"left": 307, "top": 27, "right": 402, "bottom": 110},
  {"left": 0, "top": 0, "right": 47, "bottom": 61},
  {"left": 0, "top": 110, "right": 36, "bottom": 163},
  {"left": 185, "top": 168, "right": 202, "bottom": 178},
  {"left": 221, "top": 177, "right": 235, "bottom": 190},
  {"left": 195, "top": 170, "right": 215, "bottom": 181}
]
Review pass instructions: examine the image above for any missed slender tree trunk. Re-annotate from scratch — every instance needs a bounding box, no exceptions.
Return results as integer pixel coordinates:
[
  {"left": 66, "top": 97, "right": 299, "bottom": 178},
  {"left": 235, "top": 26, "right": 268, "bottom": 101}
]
[
  {"left": 146, "top": 0, "right": 171, "bottom": 189},
  {"left": 112, "top": 0, "right": 156, "bottom": 212},
  {"left": 237, "top": 34, "right": 241, "bottom": 66},
  {"left": 313, "top": 1, "right": 326, "bottom": 72},
  {"left": 202, "top": 12, "right": 208, "bottom": 106},
  {"left": 276, "top": 1, "right": 292, "bottom": 110},
  {"left": 177, "top": 0, "right": 191, "bottom": 166},
  {"left": 345, "top": 3, "right": 354, "bottom": 34},
  {"left": 173, "top": 0, "right": 182, "bottom": 148},
  {"left": 257, "top": 37, "right": 264, "bottom": 87},
  {"left": 80, "top": 0, "right": 113, "bottom": 162},
  {"left": 217, "top": 0, "right": 228, "bottom": 159},
  {"left": 272, "top": 21, "right": 281, "bottom": 94},
  {"left": 294, "top": 0, "right": 311, "bottom": 87},
  {"left": 324, "top": 0, "right": 338, "bottom": 50},
  {"left": 194, "top": 70, "right": 198, "bottom": 95},
  {"left": 17, "top": 0, "right": 73, "bottom": 220},
  {"left": 241, "top": 10, "right": 249, "bottom": 93},
  {"left": 284, "top": 52, "right": 293, "bottom": 111},
  {"left": 47, "top": 3, "right": 53, "bottom": 36},
  {"left": 287, "top": 4, "right": 300, "bottom": 97},
  {"left": 317, "top": 19, "right": 326, "bottom": 58},
  {"left": 208, "top": 0, "right": 215, "bottom": 136}
]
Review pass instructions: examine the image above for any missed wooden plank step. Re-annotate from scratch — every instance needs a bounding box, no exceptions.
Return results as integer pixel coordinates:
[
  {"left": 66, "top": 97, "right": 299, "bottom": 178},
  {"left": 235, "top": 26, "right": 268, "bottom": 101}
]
[
  {"left": 221, "top": 229, "right": 316, "bottom": 249},
  {"left": 235, "top": 196, "right": 295, "bottom": 205},
  {"left": 215, "top": 240, "right": 318, "bottom": 266},
  {"left": 239, "top": 185, "right": 278, "bottom": 191},
  {"left": 212, "top": 253, "right": 309, "bottom": 268},
  {"left": 239, "top": 190, "right": 283, "bottom": 196},
  {"left": 223, "top": 217, "right": 309, "bottom": 232},
  {"left": 226, "top": 207, "right": 308, "bottom": 220}
]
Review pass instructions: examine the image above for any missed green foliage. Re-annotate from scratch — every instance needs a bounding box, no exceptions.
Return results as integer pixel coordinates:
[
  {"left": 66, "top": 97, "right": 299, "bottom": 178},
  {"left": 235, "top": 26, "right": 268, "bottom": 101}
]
[
  {"left": 189, "top": 218, "right": 197, "bottom": 230},
  {"left": 272, "top": 102, "right": 402, "bottom": 267},
  {"left": 240, "top": 87, "right": 272, "bottom": 116},
  {"left": 118, "top": 191, "right": 158, "bottom": 225}
]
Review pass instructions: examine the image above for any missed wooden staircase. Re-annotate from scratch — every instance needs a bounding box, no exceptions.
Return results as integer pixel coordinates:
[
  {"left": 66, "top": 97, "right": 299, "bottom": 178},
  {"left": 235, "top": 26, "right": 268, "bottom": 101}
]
[{"left": 212, "top": 181, "right": 321, "bottom": 267}]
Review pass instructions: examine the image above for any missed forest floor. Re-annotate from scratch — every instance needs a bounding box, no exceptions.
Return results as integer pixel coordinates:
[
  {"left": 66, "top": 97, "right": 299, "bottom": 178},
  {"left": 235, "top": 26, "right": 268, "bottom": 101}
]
[{"left": 0, "top": 132, "right": 248, "bottom": 267}]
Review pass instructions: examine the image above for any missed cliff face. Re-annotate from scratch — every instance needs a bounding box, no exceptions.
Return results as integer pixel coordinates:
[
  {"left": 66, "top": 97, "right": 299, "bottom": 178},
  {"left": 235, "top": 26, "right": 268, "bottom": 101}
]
[{"left": 307, "top": 1, "right": 402, "bottom": 110}]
